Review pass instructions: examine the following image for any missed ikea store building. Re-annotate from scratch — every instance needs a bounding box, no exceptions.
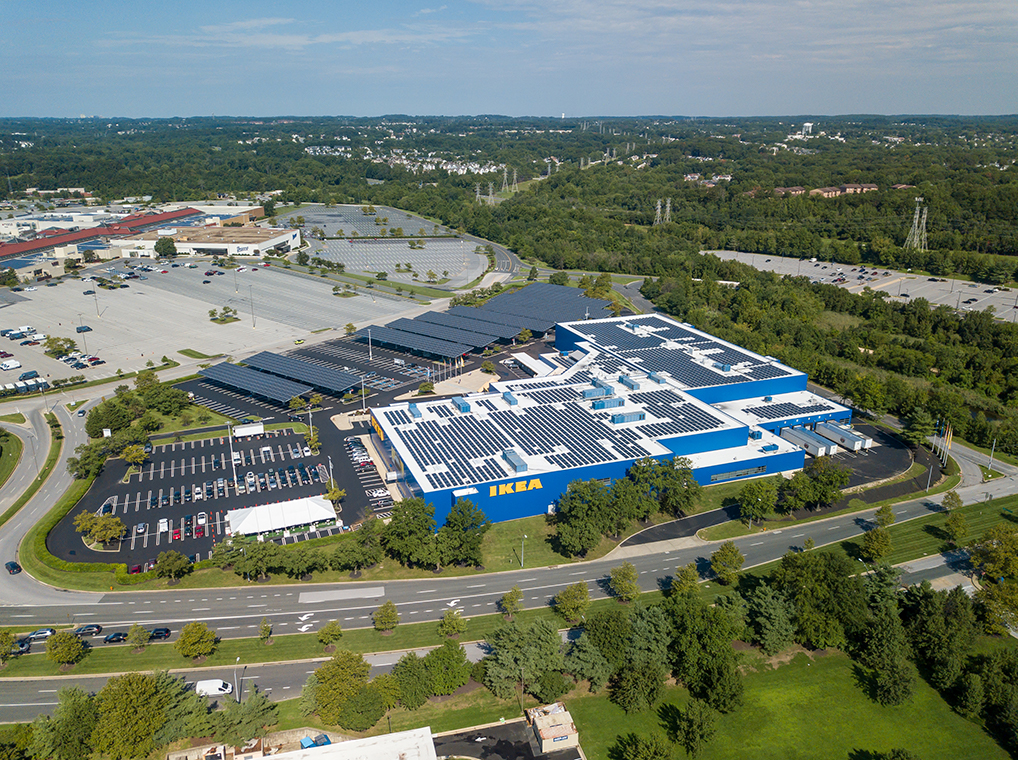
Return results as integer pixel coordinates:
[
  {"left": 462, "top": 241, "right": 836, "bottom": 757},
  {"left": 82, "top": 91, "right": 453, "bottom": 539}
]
[{"left": 369, "top": 313, "right": 853, "bottom": 524}]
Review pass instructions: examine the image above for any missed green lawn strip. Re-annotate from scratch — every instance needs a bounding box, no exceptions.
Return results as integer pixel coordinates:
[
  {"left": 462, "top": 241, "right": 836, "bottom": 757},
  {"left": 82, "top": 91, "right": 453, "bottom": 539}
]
[
  {"left": 0, "top": 433, "right": 23, "bottom": 492},
  {"left": 955, "top": 436, "right": 1018, "bottom": 468},
  {"left": 333, "top": 271, "right": 449, "bottom": 299},
  {"left": 177, "top": 349, "right": 219, "bottom": 360},
  {"left": 0, "top": 362, "right": 181, "bottom": 403},
  {"left": 147, "top": 407, "right": 234, "bottom": 436},
  {"left": 568, "top": 651, "right": 1007, "bottom": 760},
  {"left": 980, "top": 465, "right": 1005, "bottom": 480},
  {"left": 162, "top": 421, "right": 308, "bottom": 445},
  {"left": 0, "top": 415, "right": 61, "bottom": 530},
  {"left": 66, "top": 400, "right": 86, "bottom": 411},
  {"left": 700, "top": 466, "right": 961, "bottom": 543},
  {"left": 0, "top": 412, "right": 26, "bottom": 424}
]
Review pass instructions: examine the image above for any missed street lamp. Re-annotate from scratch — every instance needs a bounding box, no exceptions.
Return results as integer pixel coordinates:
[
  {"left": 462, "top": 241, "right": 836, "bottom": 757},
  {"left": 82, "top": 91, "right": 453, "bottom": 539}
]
[
  {"left": 234, "top": 656, "right": 241, "bottom": 702},
  {"left": 521, "top": 534, "right": 527, "bottom": 568},
  {"left": 77, "top": 314, "right": 88, "bottom": 354}
]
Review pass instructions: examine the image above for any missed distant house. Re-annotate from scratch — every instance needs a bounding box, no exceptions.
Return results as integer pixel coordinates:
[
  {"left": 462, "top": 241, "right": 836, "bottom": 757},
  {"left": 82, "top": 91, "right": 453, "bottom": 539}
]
[
  {"left": 810, "top": 187, "right": 842, "bottom": 198},
  {"left": 840, "top": 183, "right": 878, "bottom": 194},
  {"left": 774, "top": 186, "right": 806, "bottom": 196}
]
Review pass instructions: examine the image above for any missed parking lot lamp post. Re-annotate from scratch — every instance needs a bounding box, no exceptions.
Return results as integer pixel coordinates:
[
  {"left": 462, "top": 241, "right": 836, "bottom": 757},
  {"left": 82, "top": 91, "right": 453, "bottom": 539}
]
[
  {"left": 328, "top": 456, "right": 334, "bottom": 487},
  {"left": 368, "top": 329, "right": 373, "bottom": 361},
  {"left": 227, "top": 423, "right": 239, "bottom": 492},
  {"left": 360, "top": 376, "right": 366, "bottom": 412},
  {"left": 521, "top": 534, "right": 527, "bottom": 568},
  {"left": 77, "top": 314, "right": 88, "bottom": 353}
]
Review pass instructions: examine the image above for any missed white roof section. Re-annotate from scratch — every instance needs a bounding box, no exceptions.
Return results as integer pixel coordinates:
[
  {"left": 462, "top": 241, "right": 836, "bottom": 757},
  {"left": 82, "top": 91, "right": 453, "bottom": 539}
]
[
  {"left": 713, "top": 390, "right": 851, "bottom": 427},
  {"left": 226, "top": 495, "right": 335, "bottom": 536},
  {"left": 269, "top": 727, "right": 437, "bottom": 760}
]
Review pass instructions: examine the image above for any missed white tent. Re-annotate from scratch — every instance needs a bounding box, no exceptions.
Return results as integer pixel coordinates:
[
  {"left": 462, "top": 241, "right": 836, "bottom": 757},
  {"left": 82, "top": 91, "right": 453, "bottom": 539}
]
[{"left": 226, "top": 495, "right": 336, "bottom": 536}]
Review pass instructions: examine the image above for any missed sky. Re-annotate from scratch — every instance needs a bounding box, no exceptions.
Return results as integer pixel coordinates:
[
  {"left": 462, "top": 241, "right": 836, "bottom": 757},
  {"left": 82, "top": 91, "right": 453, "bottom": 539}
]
[{"left": 1, "top": 0, "right": 1016, "bottom": 118}]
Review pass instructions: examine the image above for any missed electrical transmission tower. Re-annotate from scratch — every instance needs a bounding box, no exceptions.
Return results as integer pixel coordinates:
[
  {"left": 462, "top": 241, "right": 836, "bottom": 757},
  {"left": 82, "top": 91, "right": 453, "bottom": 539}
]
[
  {"left": 487, "top": 182, "right": 495, "bottom": 205},
  {"left": 664, "top": 198, "right": 672, "bottom": 224},
  {"left": 501, "top": 167, "right": 509, "bottom": 193},
  {"left": 904, "top": 197, "right": 928, "bottom": 252},
  {"left": 654, "top": 199, "right": 662, "bottom": 226},
  {"left": 475, "top": 183, "right": 481, "bottom": 203},
  {"left": 511, "top": 169, "right": 518, "bottom": 192}
]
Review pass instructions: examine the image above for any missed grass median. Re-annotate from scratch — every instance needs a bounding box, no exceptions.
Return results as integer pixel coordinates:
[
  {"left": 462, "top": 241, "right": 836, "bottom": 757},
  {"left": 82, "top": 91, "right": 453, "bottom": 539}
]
[{"left": 0, "top": 414, "right": 61, "bottom": 530}]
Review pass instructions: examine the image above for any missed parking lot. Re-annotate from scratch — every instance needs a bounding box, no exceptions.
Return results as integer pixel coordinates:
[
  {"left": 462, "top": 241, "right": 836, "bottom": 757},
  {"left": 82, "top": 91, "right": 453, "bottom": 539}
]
[
  {"left": 314, "top": 237, "right": 486, "bottom": 289},
  {"left": 709, "top": 250, "right": 1018, "bottom": 318},
  {"left": 0, "top": 260, "right": 415, "bottom": 380},
  {"left": 48, "top": 428, "right": 335, "bottom": 568}
]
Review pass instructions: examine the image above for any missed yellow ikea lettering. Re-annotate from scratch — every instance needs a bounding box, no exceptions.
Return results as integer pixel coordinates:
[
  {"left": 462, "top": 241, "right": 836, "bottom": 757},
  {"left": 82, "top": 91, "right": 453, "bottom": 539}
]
[{"left": 489, "top": 479, "right": 543, "bottom": 497}]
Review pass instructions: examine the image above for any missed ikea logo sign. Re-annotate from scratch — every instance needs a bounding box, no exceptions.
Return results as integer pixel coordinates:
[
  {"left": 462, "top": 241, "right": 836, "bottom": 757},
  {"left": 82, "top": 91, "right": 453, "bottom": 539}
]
[{"left": 489, "top": 479, "right": 543, "bottom": 497}]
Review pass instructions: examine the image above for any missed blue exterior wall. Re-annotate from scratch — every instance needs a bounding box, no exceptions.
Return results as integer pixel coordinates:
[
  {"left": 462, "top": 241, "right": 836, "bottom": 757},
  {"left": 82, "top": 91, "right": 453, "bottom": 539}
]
[
  {"left": 659, "top": 425, "right": 748, "bottom": 457},
  {"left": 555, "top": 324, "right": 587, "bottom": 353},
  {"left": 684, "top": 373, "right": 805, "bottom": 404},
  {"left": 752, "top": 409, "right": 851, "bottom": 434},
  {"left": 692, "top": 449, "right": 804, "bottom": 485}
]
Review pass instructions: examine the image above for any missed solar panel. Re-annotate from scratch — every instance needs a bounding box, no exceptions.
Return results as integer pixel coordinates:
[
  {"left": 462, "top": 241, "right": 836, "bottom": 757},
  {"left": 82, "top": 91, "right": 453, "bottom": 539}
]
[
  {"left": 386, "top": 318, "right": 497, "bottom": 351},
  {"left": 479, "top": 283, "right": 612, "bottom": 331},
  {"left": 744, "top": 402, "right": 832, "bottom": 420},
  {"left": 447, "top": 305, "right": 547, "bottom": 333},
  {"left": 417, "top": 310, "right": 518, "bottom": 340},
  {"left": 243, "top": 352, "right": 360, "bottom": 396},
  {"left": 355, "top": 325, "right": 470, "bottom": 359},
  {"left": 199, "top": 363, "right": 311, "bottom": 404}
]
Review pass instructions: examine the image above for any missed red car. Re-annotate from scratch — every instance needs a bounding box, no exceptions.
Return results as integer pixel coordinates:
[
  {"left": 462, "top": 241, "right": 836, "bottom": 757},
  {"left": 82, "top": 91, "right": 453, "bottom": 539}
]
[
  {"left": 172, "top": 528, "right": 181, "bottom": 540},
  {"left": 195, "top": 526, "right": 205, "bottom": 538}
]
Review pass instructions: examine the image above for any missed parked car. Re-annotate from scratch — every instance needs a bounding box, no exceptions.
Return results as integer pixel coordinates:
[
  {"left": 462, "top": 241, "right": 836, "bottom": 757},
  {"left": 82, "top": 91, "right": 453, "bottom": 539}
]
[
  {"left": 149, "top": 628, "right": 171, "bottom": 640},
  {"left": 27, "top": 628, "right": 56, "bottom": 641},
  {"left": 10, "top": 639, "right": 31, "bottom": 655},
  {"left": 73, "top": 624, "right": 103, "bottom": 637},
  {"left": 103, "top": 632, "right": 127, "bottom": 643}
]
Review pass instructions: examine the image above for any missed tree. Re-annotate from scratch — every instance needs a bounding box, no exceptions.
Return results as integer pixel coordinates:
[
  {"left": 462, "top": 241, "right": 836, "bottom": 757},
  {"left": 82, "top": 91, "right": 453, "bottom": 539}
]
[
  {"left": 214, "top": 686, "right": 277, "bottom": 746},
  {"left": 746, "top": 583, "right": 796, "bottom": 655},
  {"left": 549, "top": 271, "right": 569, "bottom": 286},
  {"left": 556, "top": 479, "right": 612, "bottom": 556},
  {"left": 46, "top": 631, "right": 85, "bottom": 666},
  {"left": 155, "top": 550, "right": 191, "bottom": 580},
  {"left": 154, "top": 237, "right": 177, "bottom": 257},
  {"left": 861, "top": 527, "right": 893, "bottom": 563},
  {"left": 426, "top": 270, "right": 437, "bottom": 282},
  {"left": 780, "top": 456, "right": 850, "bottom": 512},
  {"left": 344, "top": 322, "right": 356, "bottom": 335},
  {"left": 672, "top": 562, "right": 701, "bottom": 596},
  {"left": 609, "top": 561, "right": 642, "bottom": 602},
  {"left": 946, "top": 510, "right": 969, "bottom": 546},
  {"left": 126, "top": 623, "right": 150, "bottom": 650},
  {"left": 875, "top": 504, "right": 896, "bottom": 529},
  {"left": 424, "top": 640, "right": 470, "bottom": 695},
  {"left": 317, "top": 620, "right": 343, "bottom": 647},
  {"left": 942, "top": 490, "right": 963, "bottom": 512},
  {"left": 373, "top": 600, "right": 400, "bottom": 633},
  {"left": 484, "top": 619, "right": 564, "bottom": 700},
  {"left": 92, "top": 673, "right": 164, "bottom": 760},
  {"left": 0, "top": 629, "right": 14, "bottom": 667},
  {"left": 738, "top": 477, "right": 778, "bottom": 526},
  {"left": 393, "top": 651, "right": 432, "bottom": 710},
  {"left": 29, "top": 686, "right": 98, "bottom": 760},
  {"left": 438, "top": 498, "right": 491, "bottom": 567},
  {"left": 174, "top": 621, "right": 217, "bottom": 659},
  {"left": 676, "top": 698, "right": 717, "bottom": 758},
  {"left": 527, "top": 266, "right": 538, "bottom": 281},
  {"left": 710, "top": 541, "right": 745, "bottom": 585},
  {"left": 375, "top": 271, "right": 388, "bottom": 280},
  {"left": 610, "top": 656, "right": 666, "bottom": 713},
  {"left": 773, "top": 548, "right": 867, "bottom": 649},
  {"left": 518, "top": 327, "right": 533, "bottom": 343},
  {"left": 901, "top": 407, "right": 936, "bottom": 448},
  {"left": 609, "top": 733, "right": 672, "bottom": 760},
  {"left": 259, "top": 618, "right": 272, "bottom": 644},
  {"left": 295, "top": 250, "right": 310, "bottom": 266},
  {"left": 382, "top": 497, "right": 435, "bottom": 567},
  {"left": 554, "top": 581, "right": 591, "bottom": 623},
  {"left": 480, "top": 360, "right": 496, "bottom": 374},
  {"left": 325, "top": 481, "right": 346, "bottom": 504},
  {"left": 418, "top": 380, "right": 435, "bottom": 394},
  {"left": 122, "top": 444, "right": 147, "bottom": 466},
  {"left": 337, "top": 684, "right": 386, "bottom": 731},
  {"left": 499, "top": 585, "right": 523, "bottom": 620},
  {"left": 438, "top": 609, "right": 467, "bottom": 638},
  {"left": 313, "top": 649, "right": 370, "bottom": 723},
  {"left": 585, "top": 606, "right": 633, "bottom": 669},
  {"left": 565, "top": 634, "right": 613, "bottom": 692}
]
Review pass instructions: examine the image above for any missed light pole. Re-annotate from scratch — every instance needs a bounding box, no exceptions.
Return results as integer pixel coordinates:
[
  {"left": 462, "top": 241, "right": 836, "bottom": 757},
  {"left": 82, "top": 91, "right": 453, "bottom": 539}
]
[
  {"left": 360, "top": 376, "right": 366, "bottom": 412},
  {"left": 368, "top": 328, "right": 373, "bottom": 361},
  {"left": 249, "top": 284, "right": 255, "bottom": 328},
  {"left": 521, "top": 534, "right": 527, "bottom": 568},
  {"left": 78, "top": 314, "right": 88, "bottom": 354},
  {"left": 234, "top": 656, "right": 241, "bottom": 702},
  {"left": 227, "top": 423, "right": 239, "bottom": 494}
]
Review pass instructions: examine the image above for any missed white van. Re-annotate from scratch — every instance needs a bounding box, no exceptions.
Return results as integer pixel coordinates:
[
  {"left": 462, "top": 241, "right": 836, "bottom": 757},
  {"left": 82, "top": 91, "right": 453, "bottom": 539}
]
[
  {"left": 15, "top": 326, "right": 33, "bottom": 334},
  {"left": 30, "top": 333, "right": 46, "bottom": 341},
  {"left": 1, "top": 360, "right": 22, "bottom": 371},
  {"left": 194, "top": 679, "right": 233, "bottom": 697}
]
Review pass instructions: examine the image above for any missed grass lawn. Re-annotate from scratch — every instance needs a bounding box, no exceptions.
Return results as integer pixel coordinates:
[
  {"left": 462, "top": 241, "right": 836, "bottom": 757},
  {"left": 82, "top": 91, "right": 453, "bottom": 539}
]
[
  {"left": 150, "top": 407, "right": 234, "bottom": 435},
  {"left": 956, "top": 436, "right": 1018, "bottom": 468},
  {"left": 0, "top": 412, "right": 26, "bottom": 423},
  {"left": 0, "top": 414, "right": 60, "bottom": 530},
  {"left": 0, "top": 431, "right": 24, "bottom": 491},
  {"left": 568, "top": 651, "right": 1007, "bottom": 760},
  {"left": 980, "top": 465, "right": 1005, "bottom": 481},
  {"left": 177, "top": 348, "right": 219, "bottom": 360}
]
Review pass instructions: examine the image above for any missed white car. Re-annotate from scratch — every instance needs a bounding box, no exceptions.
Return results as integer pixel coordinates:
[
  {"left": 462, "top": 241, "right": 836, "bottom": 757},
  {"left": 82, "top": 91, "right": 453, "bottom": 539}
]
[
  {"left": 24, "top": 286, "right": 37, "bottom": 292},
  {"left": 196, "top": 512, "right": 207, "bottom": 526},
  {"left": 303, "top": 447, "right": 312, "bottom": 457}
]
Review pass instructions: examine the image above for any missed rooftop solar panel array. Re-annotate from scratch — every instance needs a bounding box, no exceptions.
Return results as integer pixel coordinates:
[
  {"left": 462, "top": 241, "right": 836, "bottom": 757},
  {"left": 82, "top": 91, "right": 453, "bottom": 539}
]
[
  {"left": 243, "top": 351, "right": 360, "bottom": 396},
  {"left": 479, "top": 282, "right": 612, "bottom": 332},
  {"left": 385, "top": 318, "right": 497, "bottom": 351},
  {"left": 744, "top": 401, "right": 833, "bottom": 420},
  {"left": 199, "top": 363, "right": 311, "bottom": 404},
  {"left": 417, "top": 311, "right": 519, "bottom": 341},
  {"left": 354, "top": 325, "right": 469, "bottom": 359},
  {"left": 619, "top": 350, "right": 749, "bottom": 389}
]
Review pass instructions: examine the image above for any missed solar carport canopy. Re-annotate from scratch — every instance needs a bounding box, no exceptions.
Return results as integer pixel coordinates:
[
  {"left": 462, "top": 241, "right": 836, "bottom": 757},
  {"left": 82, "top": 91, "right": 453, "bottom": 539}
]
[
  {"left": 417, "top": 310, "right": 519, "bottom": 340},
  {"left": 244, "top": 351, "right": 359, "bottom": 396},
  {"left": 199, "top": 363, "right": 311, "bottom": 404},
  {"left": 355, "top": 325, "right": 469, "bottom": 359},
  {"left": 446, "top": 305, "right": 544, "bottom": 333},
  {"left": 386, "top": 317, "right": 496, "bottom": 351}
]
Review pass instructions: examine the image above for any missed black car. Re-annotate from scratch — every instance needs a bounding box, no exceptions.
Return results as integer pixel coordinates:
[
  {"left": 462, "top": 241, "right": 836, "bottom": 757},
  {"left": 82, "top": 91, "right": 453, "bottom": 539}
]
[
  {"left": 103, "top": 632, "right": 127, "bottom": 643},
  {"left": 5, "top": 560, "right": 21, "bottom": 574},
  {"left": 73, "top": 624, "right": 103, "bottom": 637},
  {"left": 149, "top": 628, "right": 171, "bottom": 640}
]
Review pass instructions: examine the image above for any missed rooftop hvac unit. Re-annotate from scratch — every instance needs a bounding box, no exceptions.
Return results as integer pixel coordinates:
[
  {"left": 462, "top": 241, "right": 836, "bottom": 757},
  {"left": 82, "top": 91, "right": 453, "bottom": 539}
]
[
  {"left": 648, "top": 372, "right": 665, "bottom": 384},
  {"left": 452, "top": 397, "right": 470, "bottom": 413},
  {"left": 618, "top": 375, "right": 640, "bottom": 390},
  {"left": 408, "top": 403, "right": 422, "bottom": 419},
  {"left": 592, "top": 397, "right": 625, "bottom": 410},
  {"left": 502, "top": 449, "right": 528, "bottom": 473},
  {"left": 502, "top": 391, "right": 518, "bottom": 406},
  {"left": 611, "top": 411, "right": 646, "bottom": 424},
  {"left": 581, "top": 386, "right": 610, "bottom": 399},
  {"left": 749, "top": 430, "right": 763, "bottom": 440}
]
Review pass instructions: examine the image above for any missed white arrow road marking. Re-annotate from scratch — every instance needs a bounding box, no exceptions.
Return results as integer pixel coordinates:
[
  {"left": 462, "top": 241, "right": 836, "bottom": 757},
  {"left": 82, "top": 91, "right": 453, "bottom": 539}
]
[
  {"left": 297, "top": 624, "right": 314, "bottom": 632},
  {"left": 447, "top": 599, "right": 459, "bottom": 607},
  {"left": 298, "top": 613, "right": 314, "bottom": 621}
]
